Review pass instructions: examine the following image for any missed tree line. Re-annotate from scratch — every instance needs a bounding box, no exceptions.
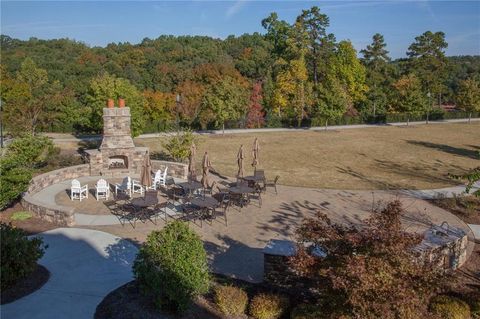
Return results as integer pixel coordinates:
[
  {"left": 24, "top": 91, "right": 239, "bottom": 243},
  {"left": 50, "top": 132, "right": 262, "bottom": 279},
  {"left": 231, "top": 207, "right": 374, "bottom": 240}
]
[{"left": 1, "top": 6, "right": 480, "bottom": 136}]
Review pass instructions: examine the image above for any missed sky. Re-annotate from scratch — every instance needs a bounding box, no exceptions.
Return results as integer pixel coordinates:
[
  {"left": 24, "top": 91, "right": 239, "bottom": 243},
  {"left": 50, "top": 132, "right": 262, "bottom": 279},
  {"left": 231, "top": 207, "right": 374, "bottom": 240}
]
[{"left": 1, "top": 1, "right": 479, "bottom": 59}]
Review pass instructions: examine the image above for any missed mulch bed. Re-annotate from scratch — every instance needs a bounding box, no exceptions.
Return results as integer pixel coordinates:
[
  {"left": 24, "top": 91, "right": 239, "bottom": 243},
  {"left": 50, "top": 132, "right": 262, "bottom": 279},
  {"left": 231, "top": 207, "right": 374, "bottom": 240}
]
[
  {"left": 0, "top": 202, "right": 57, "bottom": 235},
  {"left": 95, "top": 274, "right": 302, "bottom": 319},
  {"left": 0, "top": 264, "right": 50, "bottom": 305},
  {"left": 429, "top": 195, "right": 480, "bottom": 224}
]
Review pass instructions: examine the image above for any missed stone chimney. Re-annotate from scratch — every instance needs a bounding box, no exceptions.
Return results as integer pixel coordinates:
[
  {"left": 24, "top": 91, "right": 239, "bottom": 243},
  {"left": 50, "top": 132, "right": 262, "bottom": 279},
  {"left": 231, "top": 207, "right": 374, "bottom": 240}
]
[{"left": 85, "top": 103, "right": 148, "bottom": 177}]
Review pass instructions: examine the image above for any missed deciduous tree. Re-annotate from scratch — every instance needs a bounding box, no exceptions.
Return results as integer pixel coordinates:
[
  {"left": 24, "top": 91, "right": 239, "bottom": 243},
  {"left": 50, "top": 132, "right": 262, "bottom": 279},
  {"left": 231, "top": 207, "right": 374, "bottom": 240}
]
[
  {"left": 200, "top": 77, "right": 248, "bottom": 133},
  {"left": 290, "top": 200, "right": 442, "bottom": 318},
  {"left": 456, "top": 78, "right": 480, "bottom": 123},
  {"left": 246, "top": 82, "right": 265, "bottom": 128},
  {"left": 86, "top": 73, "right": 146, "bottom": 136},
  {"left": 392, "top": 74, "right": 427, "bottom": 125}
]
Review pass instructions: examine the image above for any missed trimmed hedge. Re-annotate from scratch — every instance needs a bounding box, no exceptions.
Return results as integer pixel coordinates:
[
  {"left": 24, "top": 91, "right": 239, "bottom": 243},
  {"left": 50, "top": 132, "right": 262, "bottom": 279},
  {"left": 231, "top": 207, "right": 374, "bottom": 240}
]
[
  {"left": 0, "top": 223, "right": 47, "bottom": 291},
  {"left": 133, "top": 221, "right": 210, "bottom": 312}
]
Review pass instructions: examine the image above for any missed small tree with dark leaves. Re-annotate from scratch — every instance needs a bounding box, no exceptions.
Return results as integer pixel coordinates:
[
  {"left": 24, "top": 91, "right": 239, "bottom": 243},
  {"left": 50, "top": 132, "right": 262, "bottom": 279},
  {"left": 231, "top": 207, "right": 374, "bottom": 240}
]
[
  {"left": 290, "top": 200, "right": 443, "bottom": 319},
  {"left": 246, "top": 82, "right": 265, "bottom": 128}
]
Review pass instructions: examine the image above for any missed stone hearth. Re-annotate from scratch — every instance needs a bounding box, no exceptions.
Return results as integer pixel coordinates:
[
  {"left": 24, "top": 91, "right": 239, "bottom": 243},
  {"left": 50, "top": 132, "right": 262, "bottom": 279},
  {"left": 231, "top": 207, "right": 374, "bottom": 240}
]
[{"left": 85, "top": 107, "right": 148, "bottom": 177}]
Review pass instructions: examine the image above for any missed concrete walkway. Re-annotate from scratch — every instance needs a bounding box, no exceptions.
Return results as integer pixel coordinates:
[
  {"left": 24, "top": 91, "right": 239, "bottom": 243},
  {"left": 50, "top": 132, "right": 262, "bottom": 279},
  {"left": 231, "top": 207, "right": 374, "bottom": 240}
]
[
  {"left": 44, "top": 117, "right": 480, "bottom": 142},
  {"left": 1, "top": 228, "right": 138, "bottom": 319}
]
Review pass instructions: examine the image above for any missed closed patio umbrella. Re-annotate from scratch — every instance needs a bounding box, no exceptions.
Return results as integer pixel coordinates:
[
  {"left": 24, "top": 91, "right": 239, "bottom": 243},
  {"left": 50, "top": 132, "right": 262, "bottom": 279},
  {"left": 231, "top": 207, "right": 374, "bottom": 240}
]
[
  {"left": 188, "top": 142, "right": 197, "bottom": 181},
  {"left": 201, "top": 151, "right": 211, "bottom": 189},
  {"left": 237, "top": 144, "right": 244, "bottom": 178},
  {"left": 140, "top": 152, "right": 152, "bottom": 188},
  {"left": 252, "top": 137, "right": 260, "bottom": 170}
]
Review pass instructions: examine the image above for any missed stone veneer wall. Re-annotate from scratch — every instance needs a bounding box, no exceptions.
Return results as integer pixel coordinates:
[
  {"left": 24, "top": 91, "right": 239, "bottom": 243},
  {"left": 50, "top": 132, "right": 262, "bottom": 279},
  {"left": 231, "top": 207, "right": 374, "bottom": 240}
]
[
  {"left": 27, "top": 164, "right": 91, "bottom": 194},
  {"left": 21, "top": 161, "right": 188, "bottom": 226},
  {"left": 22, "top": 164, "right": 91, "bottom": 226},
  {"left": 151, "top": 160, "right": 188, "bottom": 180}
]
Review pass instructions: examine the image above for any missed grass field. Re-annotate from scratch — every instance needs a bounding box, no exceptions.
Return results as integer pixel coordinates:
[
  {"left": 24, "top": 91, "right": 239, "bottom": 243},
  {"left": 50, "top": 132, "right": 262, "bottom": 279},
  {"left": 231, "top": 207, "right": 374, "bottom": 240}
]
[{"left": 135, "top": 122, "right": 480, "bottom": 190}]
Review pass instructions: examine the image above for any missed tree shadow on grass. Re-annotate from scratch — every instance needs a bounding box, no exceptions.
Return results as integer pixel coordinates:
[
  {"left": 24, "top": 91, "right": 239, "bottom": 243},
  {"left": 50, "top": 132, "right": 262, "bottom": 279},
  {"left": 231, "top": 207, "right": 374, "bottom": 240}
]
[
  {"left": 407, "top": 140, "right": 480, "bottom": 160},
  {"left": 336, "top": 157, "right": 466, "bottom": 190}
]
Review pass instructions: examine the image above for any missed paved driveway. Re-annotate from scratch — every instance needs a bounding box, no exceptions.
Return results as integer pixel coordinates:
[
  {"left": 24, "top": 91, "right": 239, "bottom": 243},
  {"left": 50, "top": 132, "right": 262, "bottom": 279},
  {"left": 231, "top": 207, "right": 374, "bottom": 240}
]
[{"left": 1, "top": 228, "right": 138, "bottom": 319}]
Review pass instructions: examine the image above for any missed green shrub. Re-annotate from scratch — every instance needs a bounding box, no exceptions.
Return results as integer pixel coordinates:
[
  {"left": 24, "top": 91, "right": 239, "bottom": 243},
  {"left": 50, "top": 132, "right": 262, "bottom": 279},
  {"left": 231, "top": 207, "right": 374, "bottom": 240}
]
[
  {"left": 0, "top": 136, "right": 55, "bottom": 209},
  {"left": 0, "top": 223, "right": 46, "bottom": 291},
  {"left": 429, "top": 295, "right": 471, "bottom": 319},
  {"left": 213, "top": 285, "right": 248, "bottom": 316},
  {"left": 249, "top": 293, "right": 289, "bottom": 319},
  {"left": 162, "top": 129, "right": 197, "bottom": 162},
  {"left": 133, "top": 221, "right": 210, "bottom": 312}
]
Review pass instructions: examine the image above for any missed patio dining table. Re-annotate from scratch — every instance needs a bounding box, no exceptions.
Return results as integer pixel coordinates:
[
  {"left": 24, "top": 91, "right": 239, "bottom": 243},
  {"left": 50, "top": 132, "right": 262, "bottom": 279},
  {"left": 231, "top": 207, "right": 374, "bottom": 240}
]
[
  {"left": 131, "top": 196, "right": 167, "bottom": 208},
  {"left": 229, "top": 186, "right": 255, "bottom": 194},
  {"left": 190, "top": 196, "right": 219, "bottom": 209},
  {"left": 178, "top": 181, "right": 203, "bottom": 195},
  {"left": 229, "top": 185, "right": 254, "bottom": 207}
]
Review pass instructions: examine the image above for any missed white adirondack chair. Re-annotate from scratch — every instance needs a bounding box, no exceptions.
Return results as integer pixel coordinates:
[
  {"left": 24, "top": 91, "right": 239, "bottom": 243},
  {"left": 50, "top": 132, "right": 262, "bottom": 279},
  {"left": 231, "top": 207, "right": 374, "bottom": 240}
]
[
  {"left": 115, "top": 177, "right": 132, "bottom": 197},
  {"left": 71, "top": 179, "right": 88, "bottom": 201},
  {"left": 158, "top": 167, "right": 168, "bottom": 187},
  {"left": 132, "top": 179, "right": 144, "bottom": 195},
  {"left": 151, "top": 170, "right": 162, "bottom": 189},
  {"left": 95, "top": 179, "right": 109, "bottom": 201}
]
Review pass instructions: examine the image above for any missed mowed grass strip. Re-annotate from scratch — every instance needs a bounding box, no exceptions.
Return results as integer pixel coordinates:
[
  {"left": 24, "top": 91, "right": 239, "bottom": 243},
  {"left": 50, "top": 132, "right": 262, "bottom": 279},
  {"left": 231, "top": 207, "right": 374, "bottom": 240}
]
[{"left": 136, "top": 122, "right": 480, "bottom": 190}]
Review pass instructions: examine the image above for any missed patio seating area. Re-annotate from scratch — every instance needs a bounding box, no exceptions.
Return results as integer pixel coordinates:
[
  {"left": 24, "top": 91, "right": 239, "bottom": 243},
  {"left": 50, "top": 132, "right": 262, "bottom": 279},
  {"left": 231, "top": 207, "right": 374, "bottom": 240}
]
[{"left": 63, "top": 167, "right": 272, "bottom": 229}]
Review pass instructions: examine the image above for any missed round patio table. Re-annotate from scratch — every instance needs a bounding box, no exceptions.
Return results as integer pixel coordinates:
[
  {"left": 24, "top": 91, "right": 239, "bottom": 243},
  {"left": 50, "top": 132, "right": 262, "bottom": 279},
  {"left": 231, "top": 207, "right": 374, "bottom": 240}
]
[
  {"left": 190, "top": 196, "right": 218, "bottom": 209},
  {"left": 131, "top": 196, "right": 167, "bottom": 208},
  {"left": 178, "top": 181, "right": 203, "bottom": 194},
  {"left": 229, "top": 186, "right": 255, "bottom": 194}
]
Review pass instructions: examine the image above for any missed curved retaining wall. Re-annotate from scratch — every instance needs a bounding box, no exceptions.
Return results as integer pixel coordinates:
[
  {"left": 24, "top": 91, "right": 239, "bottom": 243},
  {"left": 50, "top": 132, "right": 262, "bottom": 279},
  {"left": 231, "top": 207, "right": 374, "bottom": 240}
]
[{"left": 22, "top": 161, "right": 188, "bottom": 226}]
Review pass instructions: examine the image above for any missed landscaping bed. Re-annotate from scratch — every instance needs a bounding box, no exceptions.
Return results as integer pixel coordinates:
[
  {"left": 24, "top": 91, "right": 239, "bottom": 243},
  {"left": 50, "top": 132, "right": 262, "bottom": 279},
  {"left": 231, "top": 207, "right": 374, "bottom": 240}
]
[
  {"left": 430, "top": 194, "right": 480, "bottom": 224},
  {"left": 0, "top": 202, "right": 57, "bottom": 235},
  {"left": 95, "top": 275, "right": 299, "bottom": 319},
  {"left": 0, "top": 264, "right": 50, "bottom": 305}
]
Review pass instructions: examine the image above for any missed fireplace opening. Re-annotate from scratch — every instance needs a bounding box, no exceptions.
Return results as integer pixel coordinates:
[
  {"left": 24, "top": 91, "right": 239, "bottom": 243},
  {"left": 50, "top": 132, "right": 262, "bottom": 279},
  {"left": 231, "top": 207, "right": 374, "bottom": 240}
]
[{"left": 109, "top": 155, "right": 128, "bottom": 169}]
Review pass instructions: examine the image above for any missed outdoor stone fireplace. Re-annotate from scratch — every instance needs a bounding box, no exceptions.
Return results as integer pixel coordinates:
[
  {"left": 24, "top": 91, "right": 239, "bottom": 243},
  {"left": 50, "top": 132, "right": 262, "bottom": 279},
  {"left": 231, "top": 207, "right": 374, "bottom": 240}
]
[{"left": 85, "top": 104, "right": 148, "bottom": 177}]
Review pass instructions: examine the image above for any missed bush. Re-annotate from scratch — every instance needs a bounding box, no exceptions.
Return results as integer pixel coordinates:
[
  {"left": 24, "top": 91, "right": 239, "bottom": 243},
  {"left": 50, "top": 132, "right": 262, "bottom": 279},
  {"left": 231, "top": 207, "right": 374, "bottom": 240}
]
[
  {"left": 213, "top": 285, "right": 248, "bottom": 316},
  {"left": 162, "top": 129, "right": 197, "bottom": 162},
  {"left": 0, "top": 223, "right": 46, "bottom": 291},
  {"left": 133, "top": 221, "right": 210, "bottom": 312},
  {"left": 249, "top": 293, "right": 289, "bottom": 319},
  {"left": 429, "top": 295, "right": 471, "bottom": 319},
  {"left": 0, "top": 136, "right": 55, "bottom": 209}
]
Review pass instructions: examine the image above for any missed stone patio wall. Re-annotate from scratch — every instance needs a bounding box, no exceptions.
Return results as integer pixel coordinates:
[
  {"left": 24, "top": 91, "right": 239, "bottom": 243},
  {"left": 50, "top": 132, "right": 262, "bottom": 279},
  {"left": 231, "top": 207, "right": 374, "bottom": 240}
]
[
  {"left": 21, "top": 196, "right": 75, "bottom": 226},
  {"left": 22, "top": 164, "right": 91, "bottom": 226},
  {"left": 21, "top": 161, "right": 187, "bottom": 226},
  {"left": 27, "top": 164, "right": 91, "bottom": 194},
  {"left": 151, "top": 160, "right": 188, "bottom": 180}
]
